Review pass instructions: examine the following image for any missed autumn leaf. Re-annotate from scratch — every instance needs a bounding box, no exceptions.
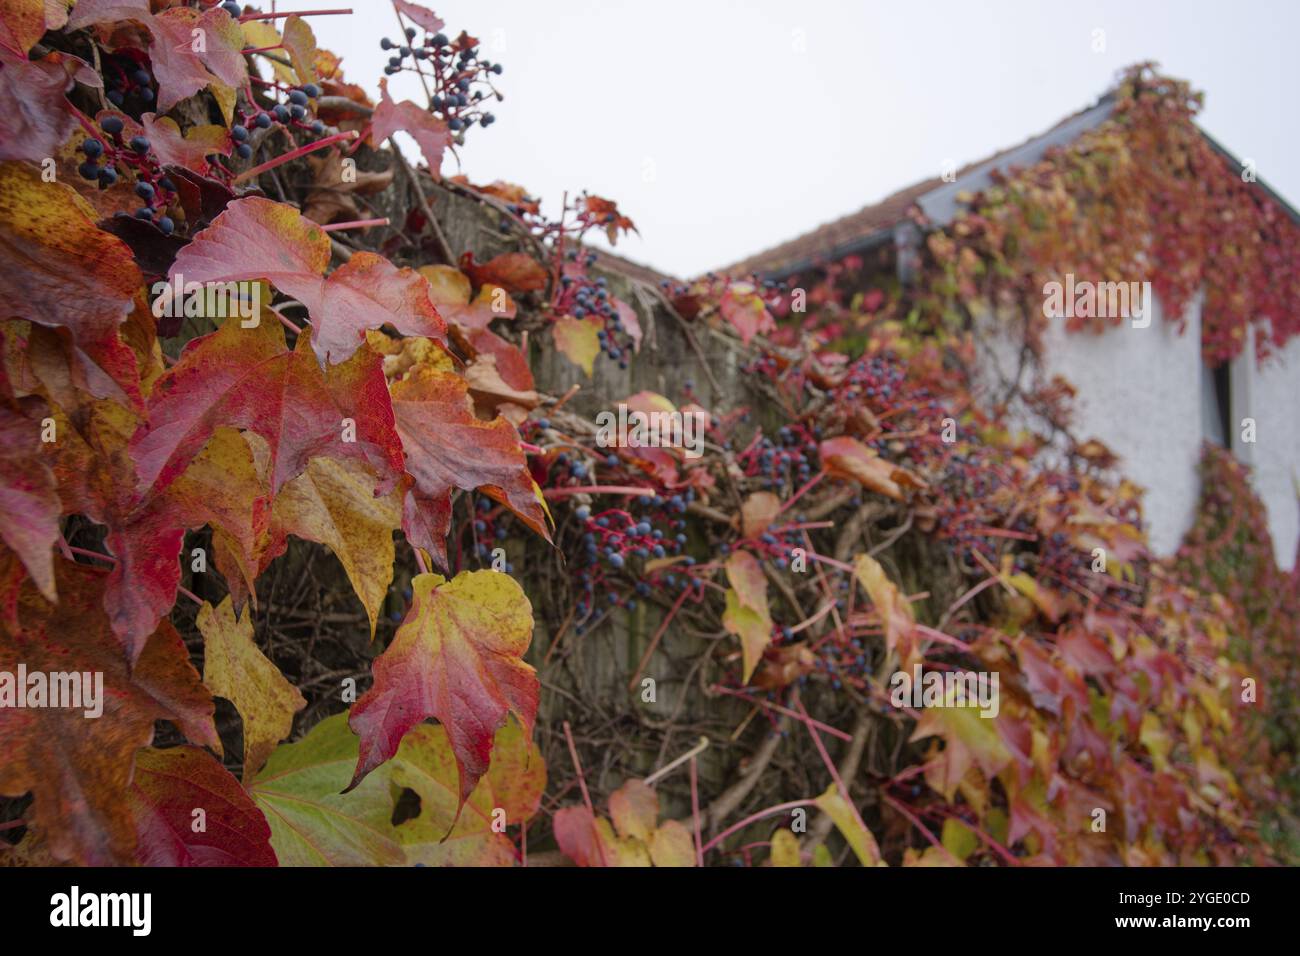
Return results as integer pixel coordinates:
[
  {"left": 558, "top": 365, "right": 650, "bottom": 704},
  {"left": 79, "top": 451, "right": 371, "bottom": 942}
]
[
  {"left": 461, "top": 251, "right": 549, "bottom": 293},
  {"left": 0, "top": 161, "right": 143, "bottom": 407},
  {"left": 555, "top": 780, "right": 695, "bottom": 867},
  {"left": 168, "top": 196, "right": 448, "bottom": 365},
  {"left": 393, "top": 0, "right": 445, "bottom": 33},
  {"left": 393, "top": 716, "right": 545, "bottom": 866},
  {"left": 719, "top": 282, "right": 775, "bottom": 344},
  {"left": 0, "top": 49, "right": 85, "bottom": 162},
  {"left": 820, "top": 436, "right": 903, "bottom": 500},
  {"left": 280, "top": 14, "right": 318, "bottom": 86},
  {"left": 0, "top": 376, "right": 58, "bottom": 601},
  {"left": 347, "top": 570, "right": 538, "bottom": 808},
  {"left": 721, "top": 550, "right": 772, "bottom": 683},
  {"left": 552, "top": 314, "right": 602, "bottom": 376},
  {"left": 129, "top": 314, "right": 405, "bottom": 502},
  {"left": 198, "top": 597, "right": 306, "bottom": 783},
  {"left": 740, "top": 491, "right": 781, "bottom": 538},
  {"left": 266, "top": 456, "right": 402, "bottom": 636},
  {"left": 0, "top": 0, "right": 52, "bottom": 56},
  {"left": 815, "top": 783, "right": 885, "bottom": 866},
  {"left": 371, "top": 76, "right": 451, "bottom": 176},
  {"left": 141, "top": 112, "right": 230, "bottom": 174},
  {"left": 130, "top": 746, "right": 277, "bottom": 866},
  {"left": 302, "top": 148, "right": 394, "bottom": 225},
  {"left": 391, "top": 364, "right": 550, "bottom": 565},
  {"left": 250, "top": 713, "right": 407, "bottom": 866},
  {"left": 853, "top": 553, "right": 915, "bottom": 657},
  {"left": 0, "top": 561, "right": 217, "bottom": 865}
]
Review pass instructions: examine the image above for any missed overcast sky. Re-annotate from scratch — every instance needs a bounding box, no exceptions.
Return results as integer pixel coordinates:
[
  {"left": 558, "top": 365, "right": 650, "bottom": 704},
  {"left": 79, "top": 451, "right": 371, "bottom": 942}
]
[{"left": 305, "top": 0, "right": 1300, "bottom": 279}]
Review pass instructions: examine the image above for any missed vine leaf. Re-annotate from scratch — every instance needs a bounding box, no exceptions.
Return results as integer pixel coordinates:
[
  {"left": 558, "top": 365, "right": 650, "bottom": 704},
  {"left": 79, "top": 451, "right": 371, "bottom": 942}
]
[
  {"left": 197, "top": 596, "right": 307, "bottom": 783},
  {"left": 0, "top": 561, "right": 217, "bottom": 865},
  {"left": 129, "top": 314, "right": 405, "bottom": 503},
  {"left": 0, "top": 162, "right": 143, "bottom": 407},
  {"left": 372, "top": 76, "right": 451, "bottom": 176},
  {"left": 555, "top": 780, "right": 694, "bottom": 867},
  {"left": 815, "top": 783, "right": 885, "bottom": 866},
  {"left": 853, "top": 553, "right": 915, "bottom": 661},
  {"left": 129, "top": 746, "right": 277, "bottom": 866},
  {"left": 347, "top": 570, "right": 538, "bottom": 808},
  {"left": 266, "top": 456, "right": 403, "bottom": 637},
  {"left": 391, "top": 364, "right": 550, "bottom": 567},
  {"left": 721, "top": 550, "right": 772, "bottom": 683},
  {"left": 392, "top": 0, "right": 445, "bottom": 33},
  {"left": 393, "top": 716, "right": 545, "bottom": 865},
  {"left": 167, "top": 197, "right": 448, "bottom": 365},
  {"left": 0, "top": 374, "right": 58, "bottom": 601},
  {"left": 552, "top": 314, "right": 602, "bottom": 377},
  {"left": 250, "top": 713, "right": 407, "bottom": 867},
  {"left": 0, "top": 49, "right": 86, "bottom": 161},
  {"left": 820, "top": 436, "right": 904, "bottom": 500},
  {"left": 719, "top": 282, "right": 776, "bottom": 344}
]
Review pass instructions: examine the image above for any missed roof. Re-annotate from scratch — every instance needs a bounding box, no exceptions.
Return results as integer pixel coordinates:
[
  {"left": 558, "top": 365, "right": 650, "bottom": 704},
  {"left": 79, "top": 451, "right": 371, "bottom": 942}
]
[
  {"left": 590, "top": 246, "right": 678, "bottom": 287},
  {"left": 718, "top": 88, "right": 1300, "bottom": 281}
]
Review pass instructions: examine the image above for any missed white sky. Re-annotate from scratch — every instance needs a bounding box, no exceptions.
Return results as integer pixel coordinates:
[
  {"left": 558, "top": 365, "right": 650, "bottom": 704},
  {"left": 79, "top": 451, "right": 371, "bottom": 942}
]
[{"left": 304, "top": 0, "right": 1300, "bottom": 279}]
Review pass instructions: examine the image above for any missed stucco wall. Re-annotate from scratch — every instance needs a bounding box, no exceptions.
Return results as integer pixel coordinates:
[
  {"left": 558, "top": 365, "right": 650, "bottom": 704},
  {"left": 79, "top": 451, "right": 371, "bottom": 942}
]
[
  {"left": 1232, "top": 328, "right": 1300, "bottom": 570},
  {"left": 971, "top": 293, "right": 1300, "bottom": 567}
]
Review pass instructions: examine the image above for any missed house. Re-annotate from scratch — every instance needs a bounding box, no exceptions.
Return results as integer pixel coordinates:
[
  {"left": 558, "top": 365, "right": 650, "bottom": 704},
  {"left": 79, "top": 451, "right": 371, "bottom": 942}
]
[{"left": 718, "top": 86, "right": 1300, "bottom": 570}]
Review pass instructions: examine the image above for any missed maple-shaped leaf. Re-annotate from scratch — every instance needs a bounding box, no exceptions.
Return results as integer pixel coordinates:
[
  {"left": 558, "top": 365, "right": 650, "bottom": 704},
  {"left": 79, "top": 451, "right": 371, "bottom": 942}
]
[
  {"left": 721, "top": 550, "right": 772, "bottom": 683},
  {"left": 910, "top": 702, "right": 1012, "bottom": 801},
  {"left": 555, "top": 780, "right": 694, "bottom": 867},
  {"left": 419, "top": 264, "right": 516, "bottom": 331},
  {"left": 43, "top": 397, "right": 269, "bottom": 660},
  {"left": 393, "top": 716, "right": 545, "bottom": 866},
  {"left": 461, "top": 251, "right": 549, "bottom": 293},
  {"left": 169, "top": 197, "right": 447, "bottom": 364},
  {"left": 198, "top": 597, "right": 306, "bottom": 783},
  {"left": 552, "top": 314, "right": 602, "bottom": 377},
  {"left": 129, "top": 314, "right": 405, "bottom": 502},
  {"left": 129, "top": 746, "right": 277, "bottom": 866},
  {"left": 302, "top": 147, "right": 394, "bottom": 225},
  {"left": 141, "top": 112, "right": 230, "bottom": 174},
  {"left": 371, "top": 76, "right": 450, "bottom": 176},
  {"left": 279, "top": 13, "right": 318, "bottom": 86},
  {"left": 266, "top": 456, "right": 403, "bottom": 637},
  {"left": 0, "top": 161, "right": 143, "bottom": 407},
  {"left": 0, "top": 48, "right": 87, "bottom": 161},
  {"left": 0, "top": 0, "right": 58, "bottom": 57},
  {"left": 347, "top": 570, "right": 538, "bottom": 808},
  {"left": 391, "top": 364, "right": 549, "bottom": 566},
  {"left": 250, "top": 713, "right": 406, "bottom": 866},
  {"left": 0, "top": 560, "right": 218, "bottom": 865},
  {"left": 820, "top": 436, "right": 905, "bottom": 500},
  {"left": 0, "top": 373, "right": 58, "bottom": 601},
  {"left": 393, "top": 0, "right": 445, "bottom": 33},
  {"left": 719, "top": 282, "right": 776, "bottom": 344}
]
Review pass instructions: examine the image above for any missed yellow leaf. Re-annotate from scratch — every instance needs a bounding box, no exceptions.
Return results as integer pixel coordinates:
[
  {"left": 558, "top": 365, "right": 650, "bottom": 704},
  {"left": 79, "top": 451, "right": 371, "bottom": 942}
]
[
  {"left": 271, "top": 457, "right": 401, "bottom": 637},
  {"left": 198, "top": 596, "right": 306, "bottom": 781},
  {"left": 815, "top": 783, "right": 885, "bottom": 866}
]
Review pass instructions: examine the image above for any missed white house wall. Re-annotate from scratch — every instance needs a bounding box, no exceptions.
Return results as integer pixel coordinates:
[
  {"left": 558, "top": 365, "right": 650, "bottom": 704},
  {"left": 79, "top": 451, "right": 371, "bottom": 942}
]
[{"left": 972, "top": 294, "right": 1299, "bottom": 568}]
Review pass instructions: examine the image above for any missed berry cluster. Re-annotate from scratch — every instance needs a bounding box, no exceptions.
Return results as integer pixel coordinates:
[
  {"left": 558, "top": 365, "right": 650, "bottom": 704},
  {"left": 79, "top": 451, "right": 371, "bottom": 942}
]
[
  {"left": 557, "top": 271, "right": 634, "bottom": 369},
  {"left": 736, "top": 424, "right": 822, "bottom": 493},
  {"left": 468, "top": 496, "right": 514, "bottom": 571},
  {"left": 233, "top": 83, "right": 326, "bottom": 159},
  {"left": 78, "top": 116, "right": 176, "bottom": 234},
  {"left": 102, "top": 54, "right": 155, "bottom": 109},
  {"left": 379, "top": 27, "right": 500, "bottom": 143}
]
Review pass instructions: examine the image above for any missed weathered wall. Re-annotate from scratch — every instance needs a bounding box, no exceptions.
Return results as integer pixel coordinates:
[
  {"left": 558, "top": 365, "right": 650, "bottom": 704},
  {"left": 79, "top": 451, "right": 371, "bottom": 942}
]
[{"left": 972, "top": 293, "right": 1300, "bottom": 568}]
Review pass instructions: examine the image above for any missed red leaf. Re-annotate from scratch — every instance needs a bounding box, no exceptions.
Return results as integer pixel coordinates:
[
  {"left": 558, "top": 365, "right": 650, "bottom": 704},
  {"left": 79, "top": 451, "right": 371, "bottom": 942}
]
[
  {"left": 0, "top": 49, "right": 83, "bottom": 162},
  {"left": 460, "top": 251, "right": 549, "bottom": 293},
  {"left": 0, "top": 561, "right": 218, "bottom": 865},
  {"left": 348, "top": 570, "right": 538, "bottom": 807},
  {"left": 169, "top": 197, "right": 447, "bottom": 364},
  {"left": 129, "top": 315, "right": 405, "bottom": 503},
  {"left": 371, "top": 76, "right": 451, "bottom": 177},
  {"left": 391, "top": 365, "right": 549, "bottom": 567},
  {"left": 393, "top": 0, "right": 445, "bottom": 33},
  {"left": 130, "top": 746, "right": 277, "bottom": 866}
]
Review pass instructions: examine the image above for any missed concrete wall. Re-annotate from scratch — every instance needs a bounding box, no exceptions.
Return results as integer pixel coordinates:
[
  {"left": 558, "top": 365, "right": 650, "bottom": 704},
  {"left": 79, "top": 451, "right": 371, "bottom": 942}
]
[{"left": 973, "top": 293, "right": 1299, "bottom": 568}]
